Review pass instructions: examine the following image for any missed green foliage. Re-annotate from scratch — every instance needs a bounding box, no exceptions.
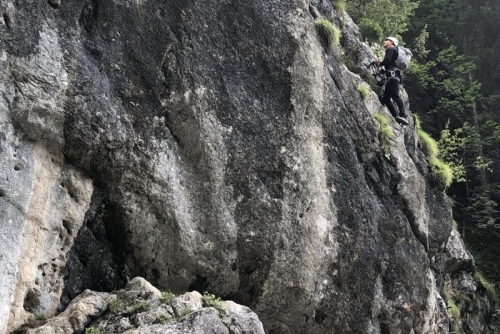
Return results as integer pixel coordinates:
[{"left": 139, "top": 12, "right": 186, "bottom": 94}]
[
  {"left": 374, "top": 112, "right": 393, "bottom": 155},
  {"left": 180, "top": 307, "right": 193, "bottom": 317},
  {"left": 417, "top": 129, "right": 439, "bottom": 158},
  {"left": 155, "top": 313, "right": 173, "bottom": 325},
  {"left": 333, "top": 0, "right": 347, "bottom": 13},
  {"left": 159, "top": 291, "right": 176, "bottom": 304},
  {"left": 475, "top": 271, "right": 500, "bottom": 304},
  {"left": 315, "top": 18, "right": 341, "bottom": 49},
  {"left": 447, "top": 298, "right": 462, "bottom": 334},
  {"left": 125, "top": 301, "right": 151, "bottom": 315},
  {"left": 428, "top": 156, "right": 453, "bottom": 190},
  {"left": 85, "top": 327, "right": 107, "bottom": 334},
  {"left": 202, "top": 292, "right": 223, "bottom": 309},
  {"left": 359, "top": 18, "right": 383, "bottom": 43},
  {"left": 345, "top": 0, "right": 418, "bottom": 37},
  {"left": 108, "top": 298, "right": 122, "bottom": 314},
  {"left": 417, "top": 127, "right": 453, "bottom": 190},
  {"left": 357, "top": 85, "right": 371, "bottom": 101}
]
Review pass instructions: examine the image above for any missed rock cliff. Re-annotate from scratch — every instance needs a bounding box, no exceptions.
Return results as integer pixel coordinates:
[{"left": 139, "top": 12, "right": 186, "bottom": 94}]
[{"left": 0, "top": 0, "right": 497, "bottom": 333}]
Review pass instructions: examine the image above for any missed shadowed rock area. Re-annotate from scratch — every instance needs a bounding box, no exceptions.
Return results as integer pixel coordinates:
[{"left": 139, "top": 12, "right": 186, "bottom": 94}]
[{"left": 1, "top": 0, "right": 498, "bottom": 333}]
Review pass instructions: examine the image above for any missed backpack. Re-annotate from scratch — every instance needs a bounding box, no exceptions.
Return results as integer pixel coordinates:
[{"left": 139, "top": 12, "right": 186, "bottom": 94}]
[{"left": 394, "top": 46, "right": 412, "bottom": 70}]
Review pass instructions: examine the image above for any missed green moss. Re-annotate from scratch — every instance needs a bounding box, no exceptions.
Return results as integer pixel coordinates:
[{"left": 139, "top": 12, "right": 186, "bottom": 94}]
[
  {"left": 374, "top": 112, "right": 393, "bottom": 155},
  {"left": 125, "top": 301, "right": 151, "bottom": 315},
  {"left": 357, "top": 85, "right": 371, "bottom": 102},
  {"left": 159, "top": 291, "right": 176, "bottom": 304},
  {"left": 315, "top": 18, "right": 341, "bottom": 49}
]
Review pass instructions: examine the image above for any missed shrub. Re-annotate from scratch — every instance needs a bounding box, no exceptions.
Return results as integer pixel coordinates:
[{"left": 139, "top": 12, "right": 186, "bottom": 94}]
[
  {"left": 315, "top": 18, "right": 341, "bottom": 49},
  {"left": 359, "top": 18, "right": 383, "bottom": 43},
  {"left": 159, "top": 291, "right": 176, "bottom": 304},
  {"left": 125, "top": 301, "right": 151, "bottom": 315},
  {"left": 357, "top": 85, "right": 371, "bottom": 102},
  {"left": 374, "top": 112, "right": 393, "bottom": 155}
]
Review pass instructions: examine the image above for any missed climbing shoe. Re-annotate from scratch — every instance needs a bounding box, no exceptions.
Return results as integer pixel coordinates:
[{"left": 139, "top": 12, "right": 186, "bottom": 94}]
[{"left": 395, "top": 116, "right": 409, "bottom": 126}]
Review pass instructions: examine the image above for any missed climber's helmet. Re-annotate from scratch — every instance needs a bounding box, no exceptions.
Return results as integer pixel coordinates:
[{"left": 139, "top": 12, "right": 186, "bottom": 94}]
[{"left": 385, "top": 37, "right": 398, "bottom": 46}]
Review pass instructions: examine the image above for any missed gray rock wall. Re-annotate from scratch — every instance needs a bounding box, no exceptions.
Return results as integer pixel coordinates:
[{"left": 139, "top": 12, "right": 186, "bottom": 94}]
[{"left": 0, "top": 0, "right": 475, "bottom": 333}]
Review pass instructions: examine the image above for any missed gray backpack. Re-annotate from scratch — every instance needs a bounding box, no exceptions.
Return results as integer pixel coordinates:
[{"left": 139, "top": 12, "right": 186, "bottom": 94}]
[{"left": 395, "top": 46, "right": 413, "bottom": 70}]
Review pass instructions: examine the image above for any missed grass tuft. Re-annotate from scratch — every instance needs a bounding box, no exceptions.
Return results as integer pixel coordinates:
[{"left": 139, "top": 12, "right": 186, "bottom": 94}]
[
  {"left": 374, "top": 112, "right": 393, "bottom": 155},
  {"left": 332, "top": 0, "right": 347, "bottom": 14},
  {"left": 428, "top": 157, "right": 453, "bottom": 190},
  {"left": 357, "top": 85, "right": 371, "bottom": 102},
  {"left": 417, "top": 129, "right": 439, "bottom": 158},
  {"left": 315, "top": 18, "right": 341, "bottom": 49}
]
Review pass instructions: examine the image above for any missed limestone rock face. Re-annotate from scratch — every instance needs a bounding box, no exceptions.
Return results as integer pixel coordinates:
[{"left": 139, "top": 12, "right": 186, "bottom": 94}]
[
  {"left": 18, "top": 277, "right": 265, "bottom": 334},
  {"left": 0, "top": 0, "right": 490, "bottom": 333}
]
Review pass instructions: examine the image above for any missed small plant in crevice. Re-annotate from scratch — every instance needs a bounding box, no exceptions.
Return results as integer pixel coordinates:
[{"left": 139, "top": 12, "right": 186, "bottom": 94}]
[
  {"left": 315, "top": 18, "right": 341, "bottom": 49},
  {"left": 417, "top": 129, "right": 439, "bottom": 158},
  {"left": 444, "top": 281, "right": 463, "bottom": 334},
  {"left": 155, "top": 313, "right": 173, "bottom": 325},
  {"left": 180, "top": 307, "right": 193, "bottom": 317},
  {"left": 447, "top": 298, "right": 462, "bottom": 334},
  {"left": 357, "top": 85, "right": 371, "bottom": 102},
  {"left": 416, "top": 123, "right": 453, "bottom": 190},
  {"left": 159, "top": 291, "right": 176, "bottom": 304},
  {"left": 125, "top": 301, "right": 151, "bottom": 315},
  {"left": 428, "top": 157, "right": 453, "bottom": 190},
  {"left": 108, "top": 298, "right": 122, "bottom": 314},
  {"left": 85, "top": 326, "right": 107, "bottom": 334},
  {"left": 374, "top": 112, "right": 393, "bottom": 156},
  {"left": 332, "top": 0, "right": 347, "bottom": 14},
  {"left": 202, "top": 292, "right": 223, "bottom": 309}
]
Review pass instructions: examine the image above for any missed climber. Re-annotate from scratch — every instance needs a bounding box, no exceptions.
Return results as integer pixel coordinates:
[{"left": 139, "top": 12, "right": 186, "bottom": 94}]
[{"left": 372, "top": 37, "right": 409, "bottom": 126}]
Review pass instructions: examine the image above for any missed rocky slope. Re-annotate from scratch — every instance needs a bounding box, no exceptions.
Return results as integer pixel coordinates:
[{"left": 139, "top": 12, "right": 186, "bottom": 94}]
[{"left": 0, "top": 0, "right": 497, "bottom": 333}]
